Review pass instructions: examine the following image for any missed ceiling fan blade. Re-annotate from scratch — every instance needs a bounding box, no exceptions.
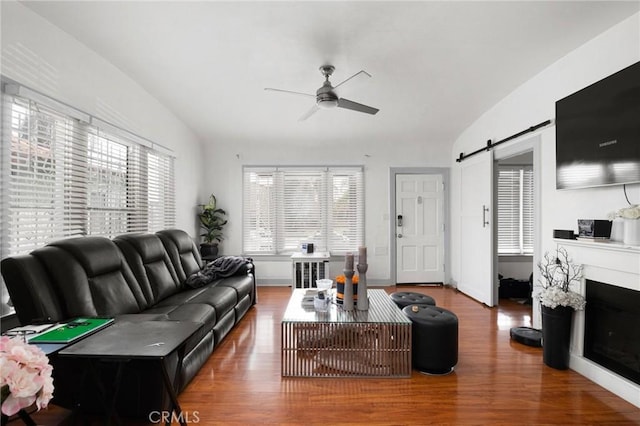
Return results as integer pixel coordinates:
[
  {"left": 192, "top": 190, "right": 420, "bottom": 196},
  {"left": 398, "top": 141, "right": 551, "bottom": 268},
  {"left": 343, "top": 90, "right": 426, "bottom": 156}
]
[
  {"left": 337, "top": 98, "right": 379, "bottom": 115},
  {"left": 264, "top": 88, "right": 315, "bottom": 98},
  {"left": 333, "top": 70, "right": 371, "bottom": 91},
  {"left": 298, "top": 104, "right": 320, "bottom": 121}
]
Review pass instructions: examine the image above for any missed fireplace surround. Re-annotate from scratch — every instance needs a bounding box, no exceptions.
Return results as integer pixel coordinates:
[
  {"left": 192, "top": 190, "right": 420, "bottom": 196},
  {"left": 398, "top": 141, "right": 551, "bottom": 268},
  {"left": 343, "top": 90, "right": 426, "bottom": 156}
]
[{"left": 553, "top": 238, "right": 639, "bottom": 408}]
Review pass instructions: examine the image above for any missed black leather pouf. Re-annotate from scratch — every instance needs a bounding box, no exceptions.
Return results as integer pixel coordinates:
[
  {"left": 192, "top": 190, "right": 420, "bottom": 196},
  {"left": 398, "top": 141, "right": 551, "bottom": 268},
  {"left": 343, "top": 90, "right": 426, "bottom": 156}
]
[
  {"left": 403, "top": 305, "right": 458, "bottom": 375},
  {"left": 510, "top": 327, "right": 542, "bottom": 347},
  {"left": 390, "top": 291, "right": 436, "bottom": 309}
]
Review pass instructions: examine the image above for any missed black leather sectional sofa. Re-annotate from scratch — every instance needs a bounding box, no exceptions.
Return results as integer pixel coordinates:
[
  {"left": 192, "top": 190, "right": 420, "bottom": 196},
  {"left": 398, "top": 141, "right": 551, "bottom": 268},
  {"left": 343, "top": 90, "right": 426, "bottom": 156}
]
[{"left": 1, "top": 229, "right": 256, "bottom": 418}]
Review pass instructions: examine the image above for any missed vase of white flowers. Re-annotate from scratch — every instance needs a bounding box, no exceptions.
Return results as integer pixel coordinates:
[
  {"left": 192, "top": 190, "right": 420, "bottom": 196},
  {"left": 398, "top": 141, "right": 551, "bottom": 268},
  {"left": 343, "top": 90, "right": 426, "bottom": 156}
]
[
  {"left": 534, "top": 247, "right": 586, "bottom": 370},
  {"left": 608, "top": 205, "right": 640, "bottom": 246},
  {"left": 0, "top": 336, "right": 54, "bottom": 418}
]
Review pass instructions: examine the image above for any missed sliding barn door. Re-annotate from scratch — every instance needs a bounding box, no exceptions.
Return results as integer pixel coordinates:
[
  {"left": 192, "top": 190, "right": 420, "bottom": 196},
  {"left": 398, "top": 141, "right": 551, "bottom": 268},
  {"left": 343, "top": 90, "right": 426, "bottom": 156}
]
[{"left": 458, "top": 151, "right": 495, "bottom": 306}]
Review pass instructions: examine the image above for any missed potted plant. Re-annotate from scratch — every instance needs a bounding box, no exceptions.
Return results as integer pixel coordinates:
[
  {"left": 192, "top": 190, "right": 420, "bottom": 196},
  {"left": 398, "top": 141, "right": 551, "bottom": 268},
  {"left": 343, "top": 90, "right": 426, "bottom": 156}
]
[
  {"left": 198, "top": 194, "right": 227, "bottom": 258},
  {"left": 534, "top": 247, "right": 586, "bottom": 370}
]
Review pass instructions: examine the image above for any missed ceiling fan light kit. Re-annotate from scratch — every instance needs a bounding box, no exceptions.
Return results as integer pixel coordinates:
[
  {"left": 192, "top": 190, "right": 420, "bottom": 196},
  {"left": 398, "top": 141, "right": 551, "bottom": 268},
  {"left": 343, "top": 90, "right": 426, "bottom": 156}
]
[{"left": 265, "top": 65, "right": 379, "bottom": 120}]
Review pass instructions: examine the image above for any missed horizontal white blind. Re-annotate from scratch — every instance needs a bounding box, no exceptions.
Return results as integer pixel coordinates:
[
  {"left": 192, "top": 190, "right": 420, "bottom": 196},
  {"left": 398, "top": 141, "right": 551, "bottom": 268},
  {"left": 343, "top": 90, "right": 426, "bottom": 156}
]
[
  {"left": 280, "top": 169, "right": 327, "bottom": 252},
  {"left": 522, "top": 168, "right": 534, "bottom": 254},
  {"left": 243, "top": 171, "right": 276, "bottom": 253},
  {"left": 146, "top": 149, "right": 175, "bottom": 232},
  {"left": 87, "top": 128, "right": 129, "bottom": 236},
  {"left": 1, "top": 91, "right": 176, "bottom": 257},
  {"left": 243, "top": 166, "right": 364, "bottom": 255},
  {"left": 5, "top": 96, "right": 88, "bottom": 254},
  {"left": 328, "top": 168, "right": 364, "bottom": 253},
  {"left": 497, "top": 166, "right": 533, "bottom": 255}
]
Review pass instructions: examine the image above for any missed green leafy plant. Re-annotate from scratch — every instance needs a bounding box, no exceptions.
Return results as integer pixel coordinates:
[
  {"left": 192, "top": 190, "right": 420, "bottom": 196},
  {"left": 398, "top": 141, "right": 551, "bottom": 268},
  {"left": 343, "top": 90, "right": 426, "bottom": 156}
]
[{"left": 198, "top": 194, "right": 227, "bottom": 244}]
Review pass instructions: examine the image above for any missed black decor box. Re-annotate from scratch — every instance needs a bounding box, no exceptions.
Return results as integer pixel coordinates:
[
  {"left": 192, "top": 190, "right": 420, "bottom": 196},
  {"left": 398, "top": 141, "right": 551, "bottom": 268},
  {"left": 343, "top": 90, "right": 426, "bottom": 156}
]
[
  {"left": 553, "top": 229, "right": 576, "bottom": 240},
  {"left": 577, "top": 220, "right": 612, "bottom": 239}
]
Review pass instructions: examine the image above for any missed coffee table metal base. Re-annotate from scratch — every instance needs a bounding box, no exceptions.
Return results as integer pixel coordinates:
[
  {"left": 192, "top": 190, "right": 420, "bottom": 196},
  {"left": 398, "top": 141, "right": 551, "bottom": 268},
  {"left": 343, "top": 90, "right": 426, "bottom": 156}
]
[{"left": 281, "top": 289, "right": 411, "bottom": 378}]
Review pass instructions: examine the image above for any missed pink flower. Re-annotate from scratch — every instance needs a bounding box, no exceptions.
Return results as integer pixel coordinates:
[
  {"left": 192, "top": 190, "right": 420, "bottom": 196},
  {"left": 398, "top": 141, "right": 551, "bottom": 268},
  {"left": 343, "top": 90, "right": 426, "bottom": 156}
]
[{"left": 0, "top": 336, "right": 54, "bottom": 416}]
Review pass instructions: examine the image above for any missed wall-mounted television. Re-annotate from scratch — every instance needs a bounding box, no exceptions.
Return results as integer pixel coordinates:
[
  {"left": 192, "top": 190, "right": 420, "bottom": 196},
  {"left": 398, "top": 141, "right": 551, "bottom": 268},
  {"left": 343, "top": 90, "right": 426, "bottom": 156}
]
[{"left": 556, "top": 61, "right": 640, "bottom": 190}]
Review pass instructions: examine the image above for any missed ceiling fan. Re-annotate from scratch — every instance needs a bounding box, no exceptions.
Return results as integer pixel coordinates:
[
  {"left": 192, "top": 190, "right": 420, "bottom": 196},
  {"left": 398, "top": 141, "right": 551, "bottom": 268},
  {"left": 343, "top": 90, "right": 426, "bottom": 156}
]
[{"left": 265, "top": 65, "right": 379, "bottom": 121}]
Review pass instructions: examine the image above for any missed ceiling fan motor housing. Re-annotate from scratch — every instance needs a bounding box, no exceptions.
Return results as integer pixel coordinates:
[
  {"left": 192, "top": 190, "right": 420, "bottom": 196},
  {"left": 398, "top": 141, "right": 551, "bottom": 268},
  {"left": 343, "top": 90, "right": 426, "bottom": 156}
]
[{"left": 316, "top": 78, "right": 339, "bottom": 109}]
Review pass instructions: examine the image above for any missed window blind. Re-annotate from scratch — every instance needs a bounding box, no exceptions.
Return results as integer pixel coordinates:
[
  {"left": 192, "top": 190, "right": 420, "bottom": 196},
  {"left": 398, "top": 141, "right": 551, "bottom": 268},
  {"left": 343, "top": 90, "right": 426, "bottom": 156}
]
[
  {"left": 4, "top": 95, "right": 88, "bottom": 254},
  {"left": 243, "top": 166, "right": 364, "bottom": 255},
  {"left": 497, "top": 166, "right": 533, "bottom": 255},
  {"left": 1, "top": 89, "right": 175, "bottom": 258}
]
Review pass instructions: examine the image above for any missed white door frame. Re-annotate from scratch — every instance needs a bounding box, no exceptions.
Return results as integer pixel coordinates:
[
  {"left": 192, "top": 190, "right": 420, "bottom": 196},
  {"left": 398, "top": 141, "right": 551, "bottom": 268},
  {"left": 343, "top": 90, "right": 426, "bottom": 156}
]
[
  {"left": 492, "top": 135, "right": 541, "bottom": 317},
  {"left": 390, "top": 167, "right": 450, "bottom": 285}
]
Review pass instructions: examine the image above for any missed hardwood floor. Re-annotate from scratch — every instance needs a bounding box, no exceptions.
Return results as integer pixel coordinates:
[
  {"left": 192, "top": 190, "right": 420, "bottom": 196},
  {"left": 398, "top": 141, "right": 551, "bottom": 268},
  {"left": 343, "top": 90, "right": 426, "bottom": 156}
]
[{"left": 26, "top": 285, "right": 640, "bottom": 425}]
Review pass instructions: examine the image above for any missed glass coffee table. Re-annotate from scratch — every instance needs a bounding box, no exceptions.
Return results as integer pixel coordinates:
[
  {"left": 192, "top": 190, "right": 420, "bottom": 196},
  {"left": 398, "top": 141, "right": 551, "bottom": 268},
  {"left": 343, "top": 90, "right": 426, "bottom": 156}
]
[{"left": 281, "top": 289, "right": 412, "bottom": 377}]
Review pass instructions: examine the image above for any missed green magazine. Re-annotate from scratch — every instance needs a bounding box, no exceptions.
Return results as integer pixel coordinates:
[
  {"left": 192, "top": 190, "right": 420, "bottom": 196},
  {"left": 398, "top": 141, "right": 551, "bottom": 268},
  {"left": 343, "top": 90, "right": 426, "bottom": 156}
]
[{"left": 29, "top": 317, "right": 113, "bottom": 344}]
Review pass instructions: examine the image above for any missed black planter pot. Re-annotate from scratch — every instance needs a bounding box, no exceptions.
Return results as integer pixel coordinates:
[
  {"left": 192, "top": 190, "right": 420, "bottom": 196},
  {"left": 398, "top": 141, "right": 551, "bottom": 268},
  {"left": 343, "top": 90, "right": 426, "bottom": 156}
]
[
  {"left": 541, "top": 305, "right": 573, "bottom": 370},
  {"left": 200, "top": 243, "right": 219, "bottom": 259}
]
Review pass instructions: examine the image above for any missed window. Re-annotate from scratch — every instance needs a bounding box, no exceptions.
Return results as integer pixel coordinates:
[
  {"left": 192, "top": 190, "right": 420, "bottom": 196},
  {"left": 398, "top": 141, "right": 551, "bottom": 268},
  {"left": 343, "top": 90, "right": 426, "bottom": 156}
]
[
  {"left": 243, "top": 166, "right": 363, "bottom": 255},
  {"left": 1, "top": 86, "right": 175, "bottom": 258},
  {"left": 497, "top": 166, "right": 533, "bottom": 255}
]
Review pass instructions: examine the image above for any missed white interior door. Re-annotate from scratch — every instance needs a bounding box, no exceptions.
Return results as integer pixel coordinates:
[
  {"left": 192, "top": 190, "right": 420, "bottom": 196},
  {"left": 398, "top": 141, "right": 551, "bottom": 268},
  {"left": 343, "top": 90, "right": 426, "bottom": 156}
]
[
  {"left": 395, "top": 174, "right": 445, "bottom": 284},
  {"left": 458, "top": 151, "right": 495, "bottom": 306}
]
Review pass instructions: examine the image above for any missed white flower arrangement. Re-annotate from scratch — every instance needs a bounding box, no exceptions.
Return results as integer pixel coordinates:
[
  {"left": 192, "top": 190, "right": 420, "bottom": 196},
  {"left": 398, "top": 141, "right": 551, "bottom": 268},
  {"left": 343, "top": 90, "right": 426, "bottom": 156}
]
[
  {"left": 0, "top": 336, "right": 54, "bottom": 416},
  {"left": 607, "top": 204, "right": 640, "bottom": 220},
  {"left": 534, "top": 247, "right": 586, "bottom": 310}
]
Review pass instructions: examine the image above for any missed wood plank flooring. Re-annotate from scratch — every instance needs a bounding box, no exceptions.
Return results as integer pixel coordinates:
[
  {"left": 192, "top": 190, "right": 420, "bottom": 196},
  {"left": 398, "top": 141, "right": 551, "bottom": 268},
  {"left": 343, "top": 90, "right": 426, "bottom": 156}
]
[{"left": 24, "top": 285, "right": 640, "bottom": 425}]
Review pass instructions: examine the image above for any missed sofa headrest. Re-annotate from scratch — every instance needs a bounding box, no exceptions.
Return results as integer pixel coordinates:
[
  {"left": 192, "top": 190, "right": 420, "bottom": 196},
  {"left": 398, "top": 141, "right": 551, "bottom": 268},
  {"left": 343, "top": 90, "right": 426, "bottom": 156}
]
[
  {"left": 49, "top": 237, "right": 122, "bottom": 277},
  {"left": 156, "top": 229, "right": 203, "bottom": 284},
  {"left": 156, "top": 229, "right": 194, "bottom": 252},
  {"left": 114, "top": 233, "right": 166, "bottom": 262}
]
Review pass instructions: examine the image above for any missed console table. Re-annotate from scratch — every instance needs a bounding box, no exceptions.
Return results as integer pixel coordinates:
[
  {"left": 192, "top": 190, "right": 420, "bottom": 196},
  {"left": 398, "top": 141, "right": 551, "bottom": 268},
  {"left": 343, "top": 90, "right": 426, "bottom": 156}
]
[{"left": 59, "top": 321, "right": 201, "bottom": 425}]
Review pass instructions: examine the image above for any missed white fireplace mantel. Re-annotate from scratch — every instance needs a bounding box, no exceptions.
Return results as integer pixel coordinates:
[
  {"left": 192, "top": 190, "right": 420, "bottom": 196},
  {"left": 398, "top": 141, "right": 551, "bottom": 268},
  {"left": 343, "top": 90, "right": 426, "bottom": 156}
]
[{"left": 553, "top": 238, "right": 640, "bottom": 408}]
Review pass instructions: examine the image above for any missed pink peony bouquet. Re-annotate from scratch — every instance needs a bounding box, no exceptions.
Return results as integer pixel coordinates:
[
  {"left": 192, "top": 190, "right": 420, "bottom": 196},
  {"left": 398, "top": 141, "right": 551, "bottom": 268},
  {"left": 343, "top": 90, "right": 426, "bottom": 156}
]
[{"left": 0, "top": 335, "right": 54, "bottom": 416}]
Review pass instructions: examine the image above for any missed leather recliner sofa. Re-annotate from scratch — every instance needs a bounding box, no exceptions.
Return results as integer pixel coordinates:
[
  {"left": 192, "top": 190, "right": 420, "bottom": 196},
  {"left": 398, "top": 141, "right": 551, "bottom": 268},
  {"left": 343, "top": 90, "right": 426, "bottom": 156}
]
[{"left": 1, "top": 229, "right": 256, "bottom": 418}]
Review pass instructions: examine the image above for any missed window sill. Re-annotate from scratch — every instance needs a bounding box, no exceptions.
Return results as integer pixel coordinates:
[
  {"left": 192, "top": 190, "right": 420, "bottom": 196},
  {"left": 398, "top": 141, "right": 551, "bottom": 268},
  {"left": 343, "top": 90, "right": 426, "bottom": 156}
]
[
  {"left": 498, "top": 254, "right": 533, "bottom": 262},
  {"left": 245, "top": 253, "right": 347, "bottom": 262}
]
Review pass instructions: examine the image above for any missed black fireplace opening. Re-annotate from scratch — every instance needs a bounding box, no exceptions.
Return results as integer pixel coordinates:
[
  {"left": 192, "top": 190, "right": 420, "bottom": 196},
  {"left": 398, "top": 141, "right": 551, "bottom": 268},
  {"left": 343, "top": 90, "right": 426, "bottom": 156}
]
[{"left": 584, "top": 280, "right": 640, "bottom": 385}]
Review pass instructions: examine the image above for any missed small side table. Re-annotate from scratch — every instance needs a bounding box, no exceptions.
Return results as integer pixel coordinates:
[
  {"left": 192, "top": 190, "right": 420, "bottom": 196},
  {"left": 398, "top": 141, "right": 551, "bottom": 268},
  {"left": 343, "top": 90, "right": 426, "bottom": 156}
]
[
  {"left": 291, "top": 252, "right": 330, "bottom": 290},
  {"left": 59, "top": 321, "right": 201, "bottom": 426}
]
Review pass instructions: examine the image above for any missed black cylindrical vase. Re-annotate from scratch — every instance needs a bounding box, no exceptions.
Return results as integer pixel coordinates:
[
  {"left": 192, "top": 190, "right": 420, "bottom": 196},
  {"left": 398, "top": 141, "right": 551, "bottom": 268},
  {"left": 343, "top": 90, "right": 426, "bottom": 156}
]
[{"left": 541, "top": 305, "right": 573, "bottom": 370}]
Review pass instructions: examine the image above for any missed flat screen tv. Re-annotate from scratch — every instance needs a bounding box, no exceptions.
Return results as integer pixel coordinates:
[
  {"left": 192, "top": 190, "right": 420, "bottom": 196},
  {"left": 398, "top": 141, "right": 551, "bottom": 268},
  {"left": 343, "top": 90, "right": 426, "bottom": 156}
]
[{"left": 556, "top": 61, "right": 640, "bottom": 190}]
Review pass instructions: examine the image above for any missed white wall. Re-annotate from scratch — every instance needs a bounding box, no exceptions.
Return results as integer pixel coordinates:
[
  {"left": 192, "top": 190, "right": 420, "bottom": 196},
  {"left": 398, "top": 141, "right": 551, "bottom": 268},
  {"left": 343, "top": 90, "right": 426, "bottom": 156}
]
[
  {"left": 451, "top": 13, "right": 640, "bottom": 325},
  {"left": 498, "top": 257, "right": 533, "bottom": 282},
  {"left": 202, "top": 134, "right": 451, "bottom": 284},
  {"left": 0, "top": 1, "right": 204, "bottom": 235}
]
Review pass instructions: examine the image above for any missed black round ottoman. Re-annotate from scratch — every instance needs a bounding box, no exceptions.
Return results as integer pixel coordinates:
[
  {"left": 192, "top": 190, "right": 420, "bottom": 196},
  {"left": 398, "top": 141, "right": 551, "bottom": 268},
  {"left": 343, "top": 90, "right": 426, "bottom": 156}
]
[
  {"left": 402, "top": 305, "right": 458, "bottom": 375},
  {"left": 390, "top": 291, "right": 436, "bottom": 309}
]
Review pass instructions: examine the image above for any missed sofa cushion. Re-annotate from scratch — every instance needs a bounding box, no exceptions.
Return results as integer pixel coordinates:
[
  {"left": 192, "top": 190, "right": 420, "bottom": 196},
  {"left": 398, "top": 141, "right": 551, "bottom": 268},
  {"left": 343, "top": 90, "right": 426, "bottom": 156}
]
[
  {"left": 39, "top": 237, "right": 145, "bottom": 317},
  {"left": 157, "top": 284, "right": 238, "bottom": 322},
  {"left": 188, "top": 286, "right": 238, "bottom": 319},
  {"left": 1, "top": 254, "right": 66, "bottom": 323},
  {"left": 114, "top": 233, "right": 181, "bottom": 305},
  {"left": 141, "top": 303, "right": 215, "bottom": 354},
  {"left": 217, "top": 275, "right": 255, "bottom": 303},
  {"left": 156, "top": 229, "right": 203, "bottom": 284}
]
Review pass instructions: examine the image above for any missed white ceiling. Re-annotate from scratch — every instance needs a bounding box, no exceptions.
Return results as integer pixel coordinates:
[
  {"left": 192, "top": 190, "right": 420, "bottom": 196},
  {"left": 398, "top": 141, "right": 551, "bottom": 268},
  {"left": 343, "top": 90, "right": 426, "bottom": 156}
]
[{"left": 22, "top": 1, "right": 640, "bottom": 149}]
